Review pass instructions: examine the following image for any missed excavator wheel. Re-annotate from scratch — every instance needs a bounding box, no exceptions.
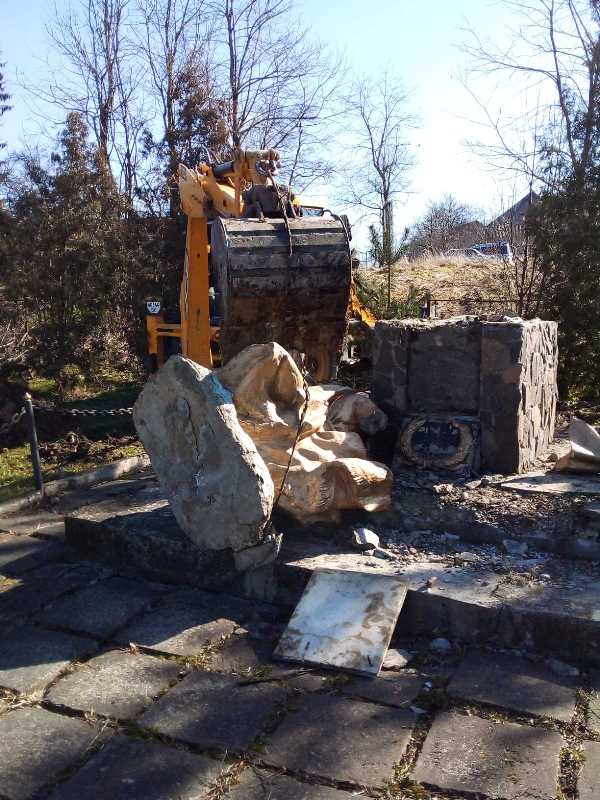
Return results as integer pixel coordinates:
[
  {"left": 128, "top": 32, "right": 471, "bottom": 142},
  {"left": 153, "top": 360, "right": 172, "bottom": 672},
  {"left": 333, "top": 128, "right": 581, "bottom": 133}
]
[{"left": 210, "top": 217, "right": 352, "bottom": 381}]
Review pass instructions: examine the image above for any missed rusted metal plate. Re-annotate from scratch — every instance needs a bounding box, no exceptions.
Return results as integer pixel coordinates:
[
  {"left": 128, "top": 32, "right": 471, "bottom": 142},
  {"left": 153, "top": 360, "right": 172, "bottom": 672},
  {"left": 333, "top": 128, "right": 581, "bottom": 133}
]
[{"left": 273, "top": 568, "right": 407, "bottom": 676}]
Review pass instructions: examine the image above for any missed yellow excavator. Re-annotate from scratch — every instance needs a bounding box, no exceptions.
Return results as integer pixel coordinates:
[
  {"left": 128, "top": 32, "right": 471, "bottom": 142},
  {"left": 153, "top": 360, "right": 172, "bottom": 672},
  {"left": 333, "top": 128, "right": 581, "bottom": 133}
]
[{"left": 145, "top": 148, "right": 374, "bottom": 381}]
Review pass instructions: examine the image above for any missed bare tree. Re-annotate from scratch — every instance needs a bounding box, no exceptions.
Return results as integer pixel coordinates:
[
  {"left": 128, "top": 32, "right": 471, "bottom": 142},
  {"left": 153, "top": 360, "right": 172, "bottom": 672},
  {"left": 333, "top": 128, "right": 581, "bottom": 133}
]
[
  {"left": 43, "top": 0, "right": 131, "bottom": 174},
  {"left": 209, "top": 0, "right": 342, "bottom": 187},
  {"left": 463, "top": 0, "right": 600, "bottom": 188},
  {"left": 136, "top": 0, "right": 223, "bottom": 215},
  {"left": 343, "top": 72, "right": 416, "bottom": 232},
  {"left": 410, "top": 195, "right": 482, "bottom": 255}
]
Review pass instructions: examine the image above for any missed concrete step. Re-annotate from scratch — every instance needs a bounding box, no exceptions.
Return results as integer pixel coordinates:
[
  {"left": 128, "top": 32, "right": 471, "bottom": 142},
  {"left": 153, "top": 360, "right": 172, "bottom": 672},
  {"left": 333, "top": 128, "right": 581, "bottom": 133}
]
[{"left": 64, "top": 488, "right": 600, "bottom": 669}]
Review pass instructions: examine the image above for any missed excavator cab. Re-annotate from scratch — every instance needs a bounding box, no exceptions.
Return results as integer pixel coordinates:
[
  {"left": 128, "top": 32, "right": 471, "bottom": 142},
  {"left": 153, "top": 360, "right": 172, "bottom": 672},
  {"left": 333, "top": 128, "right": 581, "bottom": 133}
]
[{"left": 145, "top": 149, "right": 354, "bottom": 381}]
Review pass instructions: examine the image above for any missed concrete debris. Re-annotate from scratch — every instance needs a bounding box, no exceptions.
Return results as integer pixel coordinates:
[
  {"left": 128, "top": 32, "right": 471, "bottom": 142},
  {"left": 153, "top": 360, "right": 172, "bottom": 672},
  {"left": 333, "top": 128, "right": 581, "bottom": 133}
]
[
  {"left": 430, "top": 637, "right": 452, "bottom": 654},
  {"left": 217, "top": 343, "right": 392, "bottom": 519},
  {"left": 545, "top": 658, "right": 579, "bottom": 678},
  {"left": 352, "top": 527, "right": 380, "bottom": 551},
  {"left": 502, "top": 539, "right": 529, "bottom": 557},
  {"left": 383, "top": 648, "right": 413, "bottom": 669},
  {"left": 554, "top": 417, "right": 600, "bottom": 473}
]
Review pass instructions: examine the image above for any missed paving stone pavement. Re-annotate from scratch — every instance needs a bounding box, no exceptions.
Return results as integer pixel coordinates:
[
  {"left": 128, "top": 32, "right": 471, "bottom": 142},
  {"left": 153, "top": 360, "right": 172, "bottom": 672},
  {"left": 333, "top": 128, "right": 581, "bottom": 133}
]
[
  {"left": 48, "top": 735, "right": 224, "bottom": 800},
  {"left": 0, "top": 623, "right": 97, "bottom": 693},
  {"left": 579, "top": 739, "right": 600, "bottom": 800},
  {"left": 46, "top": 648, "right": 184, "bottom": 719},
  {"left": 412, "top": 709, "right": 564, "bottom": 799},
  {"left": 0, "top": 706, "right": 108, "bottom": 800},
  {"left": 448, "top": 649, "right": 578, "bottom": 722},
  {"left": 0, "top": 475, "right": 599, "bottom": 799},
  {"left": 37, "top": 575, "right": 167, "bottom": 638},
  {"left": 261, "top": 693, "right": 417, "bottom": 785},
  {"left": 138, "top": 669, "right": 288, "bottom": 753},
  {"left": 225, "top": 768, "right": 355, "bottom": 798}
]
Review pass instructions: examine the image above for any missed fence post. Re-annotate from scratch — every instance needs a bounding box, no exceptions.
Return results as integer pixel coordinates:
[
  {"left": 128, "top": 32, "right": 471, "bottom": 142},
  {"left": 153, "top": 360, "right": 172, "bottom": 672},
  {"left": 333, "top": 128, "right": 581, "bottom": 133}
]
[{"left": 23, "top": 393, "right": 44, "bottom": 496}]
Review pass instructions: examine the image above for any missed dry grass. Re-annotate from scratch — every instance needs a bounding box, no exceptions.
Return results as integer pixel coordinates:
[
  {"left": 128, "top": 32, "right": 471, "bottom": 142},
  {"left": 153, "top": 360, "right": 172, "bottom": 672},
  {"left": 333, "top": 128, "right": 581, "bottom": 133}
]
[{"left": 358, "top": 255, "right": 514, "bottom": 318}]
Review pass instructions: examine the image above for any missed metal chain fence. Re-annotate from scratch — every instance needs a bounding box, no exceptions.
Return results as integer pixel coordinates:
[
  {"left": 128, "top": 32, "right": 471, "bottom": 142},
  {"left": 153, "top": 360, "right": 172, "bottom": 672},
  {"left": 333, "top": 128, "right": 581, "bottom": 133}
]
[{"left": 1, "top": 394, "right": 135, "bottom": 498}]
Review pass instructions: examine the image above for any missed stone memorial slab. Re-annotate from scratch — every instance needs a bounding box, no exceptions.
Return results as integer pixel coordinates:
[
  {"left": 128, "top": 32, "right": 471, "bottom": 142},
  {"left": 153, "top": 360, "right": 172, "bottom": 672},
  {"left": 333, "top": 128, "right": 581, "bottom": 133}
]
[
  {"left": 263, "top": 693, "right": 415, "bottom": 786},
  {"left": 448, "top": 650, "right": 576, "bottom": 722},
  {"left": 50, "top": 734, "right": 222, "bottom": 800},
  {"left": 340, "top": 670, "right": 423, "bottom": 708},
  {"left": 0, "top": 706, "right": 107, "bottom": 800},
  {"left": 37, "top": 576, "right": 167, "bottom": 638},
  {"left": 0, "top": 532, "right": 63, "bottom": 575},
  {"left": 579, "top": 740, "right": 600, "bottom": 800},
  {"left": 0, "top": 624, "right": 97, "bottom": 693},
  {"left": 226, "top": 769, "right": 354, "bottom": 799},
  {"left": 412, "top": 711, "right": 563, "bottom": 799},
  {"left": 114, "top": 589, "right": 241, "bottom": 654},
  {"left": 139, "top": 670, "right": 286, "bottom": 752},
  {"left": 47, "top": 649, "right": 183, "bottom": 719},
  {"left": 274, "top": 568, "right": 407, "bottom": 676}
]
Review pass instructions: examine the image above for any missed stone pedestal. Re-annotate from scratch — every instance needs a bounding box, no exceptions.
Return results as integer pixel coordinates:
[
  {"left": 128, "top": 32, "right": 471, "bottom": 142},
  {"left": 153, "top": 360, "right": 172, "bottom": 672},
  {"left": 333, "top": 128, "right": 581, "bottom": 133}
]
[{"left": 372, "top": 316, "right": 558, "bottom": 474}]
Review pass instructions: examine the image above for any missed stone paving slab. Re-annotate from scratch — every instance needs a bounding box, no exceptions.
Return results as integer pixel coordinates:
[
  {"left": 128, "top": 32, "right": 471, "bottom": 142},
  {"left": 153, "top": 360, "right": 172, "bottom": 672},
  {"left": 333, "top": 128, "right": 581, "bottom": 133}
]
[
  {"left": 412, "top": 710, "right": 563, "bottom": 799},
  {"left": 0, "top": 706, "right": 108, "bottom": 800},
  {"left": 0, "top": 623, "right": 97, "bottom": 693},
  {"left": 225, "top": 768, "right": 355, "bottom": 798},
  {"left": 47, "top": 649, "right": 183, "bottom": 719},
  {"left": 448, "top": 650, "right": 577, "bottom": 722},
  {"left": 49, "top": 734, "right": 223, "bottom": 800},
  {"left": 139, "top": 670, "right": 287, "bottom": 753},
  {"left": 37, "top": 575, "right": 168, "bottom": 638},
  {"left": 0, "top": 532, "right": 64, "bottom": 575},
  {"left": 262, "top": 693, "right": 416, "bottom": 786},
  {"left": 339, "top": 670, "right": 423, "bottom": 708},
  {"left": 0, "top": 562, "right": 110, "bottom": 625},
  {"left": 0, "top": 509, "right": 65, "bottom": 538},
  {"left": 587, "top": 671, "right": 600, "bottom": 734},
  {"left": 211, "top": 632, "right": 294, "bottom": 678},
  {"left": 113, "top": 589, "right": 240, "bottom": 655},
  {"left": 579, "top": 739, "right": 600, "bottom": 800}
]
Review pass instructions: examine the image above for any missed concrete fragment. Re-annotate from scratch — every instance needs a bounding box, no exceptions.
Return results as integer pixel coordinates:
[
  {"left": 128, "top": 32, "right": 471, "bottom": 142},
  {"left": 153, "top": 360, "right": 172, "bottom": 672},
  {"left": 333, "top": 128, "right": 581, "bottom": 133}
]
[
  {"left": 134, "top": 355, "right": 275, "bottom": 557},
  {"left": 502, "top": 538, "right": 528, "bottom": 556},
  {"left": 352, "top": 527, "right": 380, "bottom": 551},
  {"left": 430, "top": 637, "right": 452, "bottom": 654},
  {"left": 383, "top": 648, "right": 413, "bottom": 669},
  {"left": 545, "top": 657, "right": 579, "bottom": 678}
]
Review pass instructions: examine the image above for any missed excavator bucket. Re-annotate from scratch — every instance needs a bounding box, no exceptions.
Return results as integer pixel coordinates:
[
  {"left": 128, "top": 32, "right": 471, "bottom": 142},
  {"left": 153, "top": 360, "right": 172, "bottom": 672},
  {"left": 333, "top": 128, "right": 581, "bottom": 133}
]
[{"left": 210, "top": 217, "right": 352, "bottom": 381}]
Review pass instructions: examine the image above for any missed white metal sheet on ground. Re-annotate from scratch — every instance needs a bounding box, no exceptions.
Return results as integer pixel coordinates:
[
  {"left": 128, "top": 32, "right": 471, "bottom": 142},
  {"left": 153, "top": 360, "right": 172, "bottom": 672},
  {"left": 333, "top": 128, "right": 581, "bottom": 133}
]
[
  {"left": 501, "top": 471, "right": 600, "bottom": 495},
  {"left": 273, "top": 568, "right": 407, "bottom": 676}
]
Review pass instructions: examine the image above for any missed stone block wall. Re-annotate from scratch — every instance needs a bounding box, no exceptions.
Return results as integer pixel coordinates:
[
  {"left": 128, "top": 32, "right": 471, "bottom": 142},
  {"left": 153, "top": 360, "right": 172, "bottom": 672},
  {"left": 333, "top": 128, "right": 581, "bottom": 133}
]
[{"left": 372, "top": 316, "right": 558, "bottom": 474}]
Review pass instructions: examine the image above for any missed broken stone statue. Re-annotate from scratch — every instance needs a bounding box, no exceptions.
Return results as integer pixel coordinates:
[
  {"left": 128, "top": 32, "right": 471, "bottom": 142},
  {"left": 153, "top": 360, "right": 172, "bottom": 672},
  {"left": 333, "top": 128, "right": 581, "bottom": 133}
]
[{"left": 134, "top": 343, "right": 392, "bottom": 572}]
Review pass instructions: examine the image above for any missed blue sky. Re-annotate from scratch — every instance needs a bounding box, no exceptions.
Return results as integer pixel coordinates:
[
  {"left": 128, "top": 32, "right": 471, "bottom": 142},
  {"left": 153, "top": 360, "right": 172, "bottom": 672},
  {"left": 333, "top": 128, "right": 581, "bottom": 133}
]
[{"left": 1, "top": 0, "right": 528, "bottom": 241}]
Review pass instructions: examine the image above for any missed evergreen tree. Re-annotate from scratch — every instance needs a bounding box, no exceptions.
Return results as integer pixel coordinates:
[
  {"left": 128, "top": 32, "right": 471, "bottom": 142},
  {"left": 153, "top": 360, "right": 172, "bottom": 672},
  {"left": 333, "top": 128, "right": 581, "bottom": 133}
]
[{"left": 6, "top": 113, "right": 134, "bottom": 386}]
